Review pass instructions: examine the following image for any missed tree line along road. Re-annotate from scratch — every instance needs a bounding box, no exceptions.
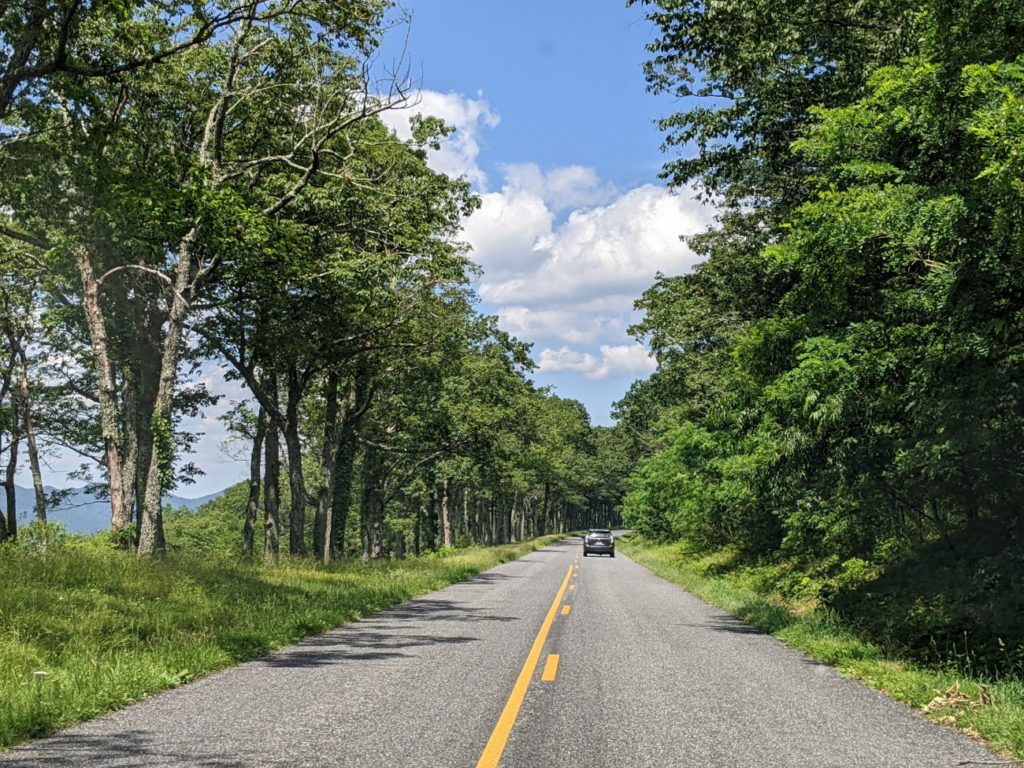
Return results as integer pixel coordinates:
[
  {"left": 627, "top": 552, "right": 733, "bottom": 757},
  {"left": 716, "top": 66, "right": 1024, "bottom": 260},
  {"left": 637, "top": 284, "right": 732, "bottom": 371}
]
[{"left": 0, "top": 536, "right": 999, "bottom": 767}]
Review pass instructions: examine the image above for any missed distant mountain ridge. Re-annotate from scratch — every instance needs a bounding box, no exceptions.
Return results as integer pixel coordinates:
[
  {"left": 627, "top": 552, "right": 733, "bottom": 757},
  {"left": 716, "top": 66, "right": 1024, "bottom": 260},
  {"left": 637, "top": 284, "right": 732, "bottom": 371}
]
[{"left": 8, "top": 485, "right": 227, "bottom": 535}]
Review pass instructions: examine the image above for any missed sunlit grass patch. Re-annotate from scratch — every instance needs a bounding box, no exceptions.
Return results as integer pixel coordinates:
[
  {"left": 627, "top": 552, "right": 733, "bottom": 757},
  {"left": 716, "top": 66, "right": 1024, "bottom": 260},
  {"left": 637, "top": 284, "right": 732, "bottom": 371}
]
[{"left": 0, "top": 534, "right": 563, "bottom": 749}]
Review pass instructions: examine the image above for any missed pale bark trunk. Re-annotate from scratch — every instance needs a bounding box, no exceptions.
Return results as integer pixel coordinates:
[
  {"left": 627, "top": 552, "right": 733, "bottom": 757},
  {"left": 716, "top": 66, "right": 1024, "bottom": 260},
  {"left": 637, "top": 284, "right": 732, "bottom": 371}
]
[
  {"left": 76, "top": 247, "right": 129, "bottom": 534},
  {"left": 120, "top": 373, "right": 139, "bottom": 543},
  {"left": 440, "top": 476, "right": 451, "bottom": 548},
  {"left": 13, "top": 346, "right": 44, "bottom": 523},
  {"left": 243, "top": 407, "right": 267, "bottom": 557},
  {"left": 370, "top": 511, "right": 384, "bottom": 559},
  {"left": 138, "top": 228, "right": 198, "bottom": 556},
  {"left": 510, "top": 491, "right": 518, "bottom": 543}
]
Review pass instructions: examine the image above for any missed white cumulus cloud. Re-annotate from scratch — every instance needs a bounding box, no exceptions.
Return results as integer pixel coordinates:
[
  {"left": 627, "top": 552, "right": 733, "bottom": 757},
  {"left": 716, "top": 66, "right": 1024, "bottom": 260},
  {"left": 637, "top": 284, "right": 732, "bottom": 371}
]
[
  {"left": 497, "top": 307, "right": 627, "bottom": 346},
  {"left": 478, "top": 183, "right": 711, "bottom": 307},
  {"left": 500, "top": 163, "right": 617, "bottom": 211},
  {"left": 381, "top": 89, "right": 717, "bottom": 419},
  {"left": 381, "top": 90, "right": 499, "bottom": 188},
  {"left": 462, "top": 186, "right": 554, "bottom": 280},
  {"left": 537, "top": 344, "right": 657, "bottom": 381}
]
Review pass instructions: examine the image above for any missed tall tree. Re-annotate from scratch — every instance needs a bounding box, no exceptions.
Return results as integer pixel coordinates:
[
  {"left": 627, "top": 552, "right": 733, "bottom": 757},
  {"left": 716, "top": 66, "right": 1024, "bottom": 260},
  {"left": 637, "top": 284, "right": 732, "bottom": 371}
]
[{"left": 0, "top": 0, "right": 404, "bottom": 555}]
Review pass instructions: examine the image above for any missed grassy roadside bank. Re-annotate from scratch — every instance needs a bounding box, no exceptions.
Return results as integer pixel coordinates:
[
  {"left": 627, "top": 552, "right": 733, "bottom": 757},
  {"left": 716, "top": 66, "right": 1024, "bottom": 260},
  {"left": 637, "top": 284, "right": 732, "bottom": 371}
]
[
  {"left": 0, "top": 535, "right": 564, "bottom": 749},
  {"left": 618, "top": 536, "right": 1024, "bottom": 759}
]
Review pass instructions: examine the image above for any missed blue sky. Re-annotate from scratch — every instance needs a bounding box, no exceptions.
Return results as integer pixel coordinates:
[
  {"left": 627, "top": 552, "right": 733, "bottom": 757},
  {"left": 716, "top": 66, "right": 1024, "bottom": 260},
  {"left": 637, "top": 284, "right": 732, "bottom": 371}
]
[
  {"left": 377, "top": 0, "right": 711, "bottom": 429},
  {"left": 382, "top": 1, "right": 672, "bottom": 189}
]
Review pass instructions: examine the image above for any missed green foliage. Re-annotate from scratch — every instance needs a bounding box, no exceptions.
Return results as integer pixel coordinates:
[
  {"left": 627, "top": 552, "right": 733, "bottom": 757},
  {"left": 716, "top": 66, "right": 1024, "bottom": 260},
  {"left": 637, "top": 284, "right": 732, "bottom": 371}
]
[
  {"left": 831, "top": 518, "right": 1024, "bottom": 677},
  {"left": 164, "top": 483, "right": 253, "bottom": 555},
  {"left": 625, "top": 0, "right": 1024, "bottom": 697},
  {"left": 0, "top": 0, "right": 617, "bottom": 560},
  {"left": 9, "top": 521, "right": 72, "bottom": 552},
  {"left": 150, "top": 413, "right": 175, "bottom": 494}
]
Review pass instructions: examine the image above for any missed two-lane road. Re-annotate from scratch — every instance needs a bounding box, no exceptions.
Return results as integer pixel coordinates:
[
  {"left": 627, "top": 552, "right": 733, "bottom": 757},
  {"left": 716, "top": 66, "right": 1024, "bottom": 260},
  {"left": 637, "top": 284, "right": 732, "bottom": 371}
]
[
  {"left": 500, "top": 537, "right": 994, "bottom": 767},
  {"left": 1, "top": 537, "right": 999, "bottom": 767}
]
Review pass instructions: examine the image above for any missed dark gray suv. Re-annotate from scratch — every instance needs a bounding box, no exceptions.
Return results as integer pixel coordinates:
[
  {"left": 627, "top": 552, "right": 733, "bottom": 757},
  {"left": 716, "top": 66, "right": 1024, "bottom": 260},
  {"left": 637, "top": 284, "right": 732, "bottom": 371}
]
[{"left": 583, "top": 528, "right": 615, "bottom": 557}]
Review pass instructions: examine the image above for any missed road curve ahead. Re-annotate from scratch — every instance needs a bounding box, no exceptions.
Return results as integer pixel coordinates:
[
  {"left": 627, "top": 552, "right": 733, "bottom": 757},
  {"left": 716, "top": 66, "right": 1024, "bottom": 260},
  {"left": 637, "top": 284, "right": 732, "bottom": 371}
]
[{"left": 1, "top": 538, "right": 999, "bottom": 767}]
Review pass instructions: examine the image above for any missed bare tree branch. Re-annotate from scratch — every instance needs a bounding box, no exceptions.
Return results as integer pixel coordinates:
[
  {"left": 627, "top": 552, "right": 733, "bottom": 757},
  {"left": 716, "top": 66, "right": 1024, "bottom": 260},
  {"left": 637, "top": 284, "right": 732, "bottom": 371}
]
[{"left": 0, "top": 224, "right": 51, "bottom": 251}]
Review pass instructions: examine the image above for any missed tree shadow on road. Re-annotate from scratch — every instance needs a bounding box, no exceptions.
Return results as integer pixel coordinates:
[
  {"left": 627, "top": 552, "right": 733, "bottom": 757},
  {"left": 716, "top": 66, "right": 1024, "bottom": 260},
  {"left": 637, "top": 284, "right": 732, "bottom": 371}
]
[
  {"left": 0, "top": 730, "right": 264, "bottom": 768},
  {"left": 374, "top": 595, "right": 520, "bottom": 623},
  {"left": 259, "top": 628, "right": 479, "bottom": 667},
  {"left": 255, "top": 592, "right": 524, "bottom": 667}
]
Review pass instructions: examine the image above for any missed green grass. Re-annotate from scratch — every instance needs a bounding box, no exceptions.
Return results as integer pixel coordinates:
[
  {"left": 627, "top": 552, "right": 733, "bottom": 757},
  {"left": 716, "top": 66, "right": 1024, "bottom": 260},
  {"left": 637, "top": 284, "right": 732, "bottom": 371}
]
[
  {"left": 618, "top": 536, "right": 1024, "bottom": 759},
  {"left": 0, "top": 535, "right": 564, "bottom": 749}
]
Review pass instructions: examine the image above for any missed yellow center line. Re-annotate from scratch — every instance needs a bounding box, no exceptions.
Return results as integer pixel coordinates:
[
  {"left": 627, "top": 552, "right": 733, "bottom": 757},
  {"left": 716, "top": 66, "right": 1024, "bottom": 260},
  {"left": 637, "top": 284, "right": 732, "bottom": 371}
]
[
  {"left": 541, "top": 654, "right": 560, "bottom": 682},
  {"left": 475, "top": 564, "right": 573, "bottom": 768},
  {"left": 561, "top": 604, "right": 571, "bottom": 616}
]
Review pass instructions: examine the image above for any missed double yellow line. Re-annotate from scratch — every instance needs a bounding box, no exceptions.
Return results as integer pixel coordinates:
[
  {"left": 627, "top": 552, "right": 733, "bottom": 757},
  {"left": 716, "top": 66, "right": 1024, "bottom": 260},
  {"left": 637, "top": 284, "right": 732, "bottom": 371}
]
[{"left": 475, "top": 563, "right": 575, "bottom": 768}]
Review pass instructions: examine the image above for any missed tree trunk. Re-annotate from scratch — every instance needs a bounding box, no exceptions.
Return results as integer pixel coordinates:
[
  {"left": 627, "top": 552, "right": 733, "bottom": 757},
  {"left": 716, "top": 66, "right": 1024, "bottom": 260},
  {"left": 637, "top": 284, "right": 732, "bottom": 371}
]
[
  {"left": 3, "top": 397, "right": 19, "bottom": 540},
  {"left": 13, "top": 344, "right": 45, "bottom": 523},
  {"left": 313, "top": 372, "right": 341, "bottom": 565},
  {"left": 370, "top": 504, "right": 384, "bottom": 559},
  {"left": 360, "top": 444, "right": 386, "bottom": 561},
  {"left": 243, "top": 407, "right": 267, "bottom": 557},
  {"left": 131, "top": 360, "right": 160, "bottom": 539},
  {"left": 426, "top": 487, "right": 438, "bottom": 551},
  {"left": 507, "top": 492, "right": 516, "bottom": 544},
  {"left": 284, "top": 365, "right": 307, "bottom": 556},
  {"left": 123, "top": 300, "right": 163, "bottom": 546},
  {"left": 330, "top": 416, "right": 357, "bottom": 559},
  {"left": 139, "top": 226, "right": 203, "bottom": 556},
  {"left": 120, "top": 372, "right": 139, "bottom": 545},
  {"left": 76, "top": 247, "right": 129, "bottom": 535},
  {"left": 489, "top": 498, "right": 497, "bottom": 545},
  {"left": 414, "top": 503, "right": 422, "bottom": 556},
  {"left": 540, "top": 481, "right": 550, "bottom": 536},
  {"left": 440, "top": 476, "right": 452, "bottom": 547},
  {"left": 0, "top": 365, "right": 9, "bottom": 542},
  {"left": 263, "top": 379, "right": 281, "bottom": 562}
]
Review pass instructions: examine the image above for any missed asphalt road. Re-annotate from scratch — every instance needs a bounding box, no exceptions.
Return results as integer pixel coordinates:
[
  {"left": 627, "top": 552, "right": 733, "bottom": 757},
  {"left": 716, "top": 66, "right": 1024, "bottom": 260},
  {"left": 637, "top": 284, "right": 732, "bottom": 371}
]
[{"left": 0, "top": 537, "right": 1001, "bottom": 767}]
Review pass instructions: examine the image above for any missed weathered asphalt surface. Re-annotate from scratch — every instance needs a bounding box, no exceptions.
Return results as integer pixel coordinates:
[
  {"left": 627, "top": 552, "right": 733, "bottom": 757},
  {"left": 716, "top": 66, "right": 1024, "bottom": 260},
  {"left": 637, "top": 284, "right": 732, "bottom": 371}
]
[{"left": 0, "top": 536, "right": 1000, "bottom": 767}]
